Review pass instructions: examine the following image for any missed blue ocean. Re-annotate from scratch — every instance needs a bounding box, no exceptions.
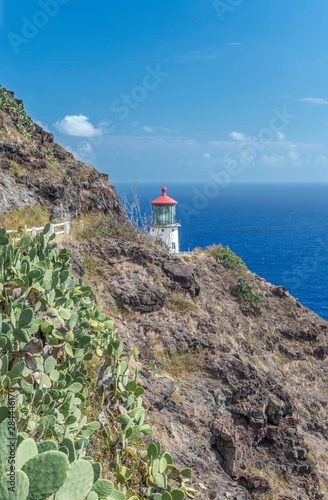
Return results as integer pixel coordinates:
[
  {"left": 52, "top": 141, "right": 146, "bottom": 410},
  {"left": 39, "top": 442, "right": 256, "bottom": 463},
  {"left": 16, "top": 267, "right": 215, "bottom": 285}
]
[{"left": 116, "top": 183, "right": 328, "bottom": 322}]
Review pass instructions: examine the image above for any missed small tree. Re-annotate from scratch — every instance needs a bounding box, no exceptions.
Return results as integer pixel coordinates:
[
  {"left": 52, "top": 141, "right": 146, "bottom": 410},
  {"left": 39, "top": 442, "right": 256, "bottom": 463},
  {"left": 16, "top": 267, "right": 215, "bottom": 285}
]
[{"left": 122, "top": 182, "right": 151, "bottom": 234}]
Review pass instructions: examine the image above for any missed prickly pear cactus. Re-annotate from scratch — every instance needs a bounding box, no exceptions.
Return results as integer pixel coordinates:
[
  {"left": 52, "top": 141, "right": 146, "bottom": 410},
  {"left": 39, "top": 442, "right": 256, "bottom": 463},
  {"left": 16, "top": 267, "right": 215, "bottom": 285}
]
[
  {"left": 21, "top": 450, "right": 69, "bottom": 500},
  {"left": 87, "top": 492, "right": 98, "bottom": 500},
  {"left": 91, "top": 479, "right": 113, "bottom": 497},
  {"left": 0, "top": 418, "right": 17, "bottom": 475},
  {"left": 0, "top": 469, "right": 29, "bottom": 500},
  {"left": 15, "top": 438, "right": 38, "bottom": 470},
  {"left": 55, "top": 459, "right": 94, "bottom": 500},
  {"left": 0, "top": 226, "right": 113, "bottom": 441},
  {"left": 0, "top": 226, "right": 193, "bottom": 499}
]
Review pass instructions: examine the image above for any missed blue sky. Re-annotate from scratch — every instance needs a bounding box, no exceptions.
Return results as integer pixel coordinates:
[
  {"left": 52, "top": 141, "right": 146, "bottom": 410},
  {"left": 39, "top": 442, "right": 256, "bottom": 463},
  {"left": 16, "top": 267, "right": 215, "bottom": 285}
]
[{"left": 1, "top": 0, "right": 328, "bottom": 183}]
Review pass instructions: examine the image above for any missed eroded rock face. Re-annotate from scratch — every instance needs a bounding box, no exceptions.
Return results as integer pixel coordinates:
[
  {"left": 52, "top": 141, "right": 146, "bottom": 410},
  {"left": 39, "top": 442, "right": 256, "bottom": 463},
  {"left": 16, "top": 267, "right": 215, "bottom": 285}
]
[
  {"left": 211, "top": 419, "right": 244, "bottom": 477},
  {"left": 163, "top": 260, "right": 201, "bottom": 297},
  {"left": 238, "top": 474, "right": 271, "bottom": 495},
  {"left": 0, "top": 171, "right": 35, "bottom": 211},
  {"left": 0, "top": 105, "right": 123, "bottom": 220},
  {"left": 114, "top": 277, "right": 166, "bottom": 313}
]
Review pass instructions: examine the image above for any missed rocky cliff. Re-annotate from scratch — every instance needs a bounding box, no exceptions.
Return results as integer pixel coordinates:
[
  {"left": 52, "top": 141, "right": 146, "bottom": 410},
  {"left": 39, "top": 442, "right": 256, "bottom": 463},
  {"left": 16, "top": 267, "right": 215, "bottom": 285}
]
[
  {"left": 0, "top": 87, "right": 123, "bottom": 220},
  {"left": 1, "top": 87, "right": 328, "bottom": 500},
  {"left": 67, "top": 232, "right": 328, "bottom": 500}
]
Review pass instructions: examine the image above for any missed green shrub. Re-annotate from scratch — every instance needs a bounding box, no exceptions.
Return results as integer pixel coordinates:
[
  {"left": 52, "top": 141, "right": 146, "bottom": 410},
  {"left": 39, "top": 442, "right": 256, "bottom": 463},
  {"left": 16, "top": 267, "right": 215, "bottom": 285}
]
[
  {"left": 207, "top": 245, "right": 247, "bottom": 273},
  {"left": 233, "top": 276, "right": 263, "bottom": 308}
]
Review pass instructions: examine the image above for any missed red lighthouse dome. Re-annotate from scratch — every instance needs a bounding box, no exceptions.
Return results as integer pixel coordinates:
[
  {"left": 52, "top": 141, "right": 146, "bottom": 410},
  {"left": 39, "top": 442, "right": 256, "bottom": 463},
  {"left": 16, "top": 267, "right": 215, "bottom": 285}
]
[{"left": 150, "top": 186, "right": 178, "bottom": 206}]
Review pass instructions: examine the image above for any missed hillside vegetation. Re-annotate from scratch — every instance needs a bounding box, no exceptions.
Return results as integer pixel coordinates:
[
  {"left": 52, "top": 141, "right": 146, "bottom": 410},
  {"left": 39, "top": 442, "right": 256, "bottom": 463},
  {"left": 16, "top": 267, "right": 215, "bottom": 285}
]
[
  {"left": 0, "top": 226, "right": 194, "bottom": 500},
  {"left": 1, "top": 86, "right": 328, "bottom": 499}
]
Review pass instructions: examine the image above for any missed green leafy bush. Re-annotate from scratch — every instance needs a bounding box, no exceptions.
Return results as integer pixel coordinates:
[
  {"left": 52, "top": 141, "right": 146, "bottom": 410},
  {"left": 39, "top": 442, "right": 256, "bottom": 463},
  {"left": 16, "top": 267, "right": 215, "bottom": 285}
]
[
  {"left": 233, "top": 276, "right": 263, "bottom": 308},
  {"left": 207, "top": 245, "right": 247, "bottom": 273}
]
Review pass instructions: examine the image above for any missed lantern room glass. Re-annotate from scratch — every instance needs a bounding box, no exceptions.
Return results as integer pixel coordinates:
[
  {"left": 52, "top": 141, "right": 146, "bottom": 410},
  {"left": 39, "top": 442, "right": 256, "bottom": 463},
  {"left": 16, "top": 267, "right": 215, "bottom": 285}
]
[{"left": 152, "top": 205, "right": 176, "bottom": 225}]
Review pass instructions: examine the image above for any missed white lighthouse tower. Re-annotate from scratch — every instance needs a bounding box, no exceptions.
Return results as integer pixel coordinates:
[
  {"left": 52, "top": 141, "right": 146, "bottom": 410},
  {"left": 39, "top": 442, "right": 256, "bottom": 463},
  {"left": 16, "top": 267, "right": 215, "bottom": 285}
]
[{"left": 149, "top": 186, "right": 180, "bottom": 254}]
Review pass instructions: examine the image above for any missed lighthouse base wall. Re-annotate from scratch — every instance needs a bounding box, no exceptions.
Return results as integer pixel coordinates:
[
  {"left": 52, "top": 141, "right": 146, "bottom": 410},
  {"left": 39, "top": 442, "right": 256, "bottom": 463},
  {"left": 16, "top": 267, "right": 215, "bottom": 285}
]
[{"left": 149, "top": 226, "right": 179, "bottom": 254}]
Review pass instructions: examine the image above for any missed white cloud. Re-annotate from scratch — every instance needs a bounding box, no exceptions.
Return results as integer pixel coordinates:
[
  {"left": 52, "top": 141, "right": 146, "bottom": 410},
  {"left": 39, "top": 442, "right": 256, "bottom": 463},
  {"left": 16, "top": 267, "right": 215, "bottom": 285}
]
[
  {"left": 54, "top": 115, "right": 102, "bottom": 137},
  {"left": 142, "top": 125, "right": 181, "bottom": 134},
  {"left": 80, "top": 142, "right": 93, "bottom": 153},
  {"left": 203, "top": 153, "right": 211, "bottom": 160},
  {"left": 288, "top": 148, "right": 300, "bottom": 163},
  {"left": 315, "top": 155, "right": 328, "bottom": 168},
  {"left": 262, "top": 154, "right": 287, "bottom": 168},
  {"left": 237, "top": 150, "right": 255, "bottom": 165},
  {"left": 276, "top": 131, "right": 285, "bottom": 141},
  {"left": 298, "top": 97, "right": 328, "bottom": 105},
  {"left": 226, "top": 42, "right": 245, "bottom": 46},
  {"left": 230, "top": 131, "right": 246, "bottom": 141},
  {"left": 142, "top": 126, "right": 154, "bottom": 133},
  {"left": 35, "top": 120, "right": 50, "bottom": 133},
  {"left": 66, "top": 141, "right": 95, "bottom": 163}
]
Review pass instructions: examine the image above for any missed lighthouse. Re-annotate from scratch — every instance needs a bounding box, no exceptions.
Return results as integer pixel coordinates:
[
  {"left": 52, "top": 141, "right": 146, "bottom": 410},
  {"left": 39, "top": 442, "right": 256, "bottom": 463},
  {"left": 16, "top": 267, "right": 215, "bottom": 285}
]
[{"left": 150, "top": 186, "right": 180, "bottom": 254}]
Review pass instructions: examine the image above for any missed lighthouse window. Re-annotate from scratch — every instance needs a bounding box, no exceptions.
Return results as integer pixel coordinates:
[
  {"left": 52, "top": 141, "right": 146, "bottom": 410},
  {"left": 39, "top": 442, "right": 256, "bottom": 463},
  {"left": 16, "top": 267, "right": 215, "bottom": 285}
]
[
  {"left": 152, "top": 204, "right": 177, "bottom": 225},
  {"left": 172, "top": 242, "right": 176, "bottom": 250},
  {"left": 156, "top": 206, "right": 170, "bottom": 225}
]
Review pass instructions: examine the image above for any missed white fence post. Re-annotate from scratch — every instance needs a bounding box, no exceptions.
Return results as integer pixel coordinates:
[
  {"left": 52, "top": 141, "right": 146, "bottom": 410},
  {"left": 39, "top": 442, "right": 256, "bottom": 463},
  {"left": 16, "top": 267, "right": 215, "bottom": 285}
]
[{"left": 7, "top": 220, "right": 71, "bottom": 241}]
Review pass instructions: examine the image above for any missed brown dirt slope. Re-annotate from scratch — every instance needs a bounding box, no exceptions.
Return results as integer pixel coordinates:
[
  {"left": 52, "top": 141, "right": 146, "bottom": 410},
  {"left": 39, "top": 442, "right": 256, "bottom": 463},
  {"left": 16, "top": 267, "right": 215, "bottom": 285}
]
[{"left": 65, "top": 234, "right": 328, "bottom": 500}]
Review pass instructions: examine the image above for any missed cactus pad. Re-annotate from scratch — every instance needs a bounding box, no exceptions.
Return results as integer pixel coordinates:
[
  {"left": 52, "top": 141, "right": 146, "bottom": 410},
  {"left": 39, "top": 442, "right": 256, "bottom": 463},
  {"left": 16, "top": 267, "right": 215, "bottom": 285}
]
[
  {"left": 92, "top": 462, "right": 102, "bottom": 483},
  {"left": 0, "top": 419, "right": 17, "bottom": 466},
  {"left": 107, "top": 489, "right": 126, "bottom": 500},
  {"left": 37, "top": 440, "right": 58, "bottom": 453},
  {"left": 0, "top": 470, "right": 29, "bottom": 500},
  {"left": 22, "top": 450, "right": 69, "bottom": 500},
  {"left": 91, "top": 479, "right": 114, "bottom": 497},
  {"left": 15, "top": 438, "right": 38, "bottom": 470},
  {"left": 87, "top": 492, "right": 98, "bottom": 500},
  {"left": 171, "top": 490, "right": 184, "bottom": 500},
  {"left": 60, "top": 437, "right": 76, "bottom": 463},
  {"left": 55, "top": 459, "right": 94, "bottom": 500}
]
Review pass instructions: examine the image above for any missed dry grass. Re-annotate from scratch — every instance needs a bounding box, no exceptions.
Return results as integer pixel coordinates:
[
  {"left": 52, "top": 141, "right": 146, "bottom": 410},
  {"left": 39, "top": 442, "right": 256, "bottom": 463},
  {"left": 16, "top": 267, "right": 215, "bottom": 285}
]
[
  {"left": 0, "top": 204, "right": 53, "bottom": 231},
  {"left": 168, "top": 292, "right": 199, "bottom": 313},
  {"left": 154, "top": 349, "right": 206, "bottom": 379},
  {"left": 245, "top": 464, "right": 292, "bottom": 499}
]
